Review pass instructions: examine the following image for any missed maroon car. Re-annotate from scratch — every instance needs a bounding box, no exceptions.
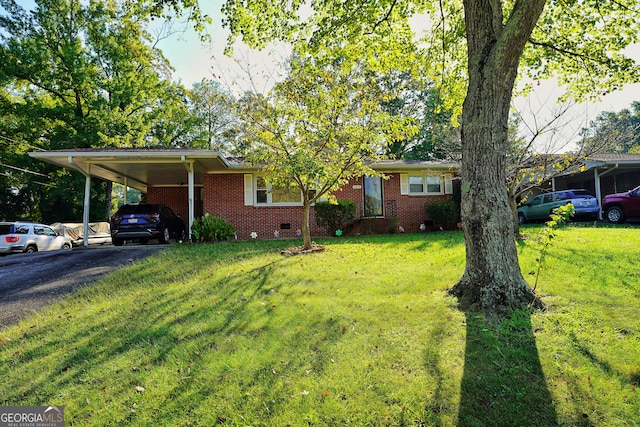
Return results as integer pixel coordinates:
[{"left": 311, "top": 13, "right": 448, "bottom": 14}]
[{"left": 602, "top": 185, "right": 640, "bottom": 223}]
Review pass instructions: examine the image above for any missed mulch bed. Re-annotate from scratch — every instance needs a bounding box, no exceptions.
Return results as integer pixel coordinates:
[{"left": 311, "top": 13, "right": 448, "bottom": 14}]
[{"left": 280, "top": 244, "right": 326, "bottom": 256}]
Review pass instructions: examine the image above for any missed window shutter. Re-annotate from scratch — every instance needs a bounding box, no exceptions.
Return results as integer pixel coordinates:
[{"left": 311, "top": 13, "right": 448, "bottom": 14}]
[
  {"left": 444, "top": 174, "right": 453, "bottom": 194},
  {"left": 244, "top": 174, "right": 253, "bottom": 206},
  {"left": 400, "top": 174, "right": 409, "bottom": 195}
]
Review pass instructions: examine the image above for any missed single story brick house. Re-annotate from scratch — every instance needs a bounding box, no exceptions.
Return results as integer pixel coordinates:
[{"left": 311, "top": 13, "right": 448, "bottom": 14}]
[{"left": 29, "top": 149, "right": 459, "bottom": 244}]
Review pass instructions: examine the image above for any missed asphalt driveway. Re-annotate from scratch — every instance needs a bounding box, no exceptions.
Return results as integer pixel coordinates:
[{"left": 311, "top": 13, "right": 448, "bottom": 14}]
[{"left": 0, "top": 245, "right": 166, "bottom": 329}]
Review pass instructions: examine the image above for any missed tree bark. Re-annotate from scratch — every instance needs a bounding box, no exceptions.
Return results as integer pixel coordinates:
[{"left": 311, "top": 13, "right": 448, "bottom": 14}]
[
  {"left": 301, "top": 200, "right": 312, "bottom": 250},
  {"left": 448, "top": 0, "right": 546, "bottom": 315}
]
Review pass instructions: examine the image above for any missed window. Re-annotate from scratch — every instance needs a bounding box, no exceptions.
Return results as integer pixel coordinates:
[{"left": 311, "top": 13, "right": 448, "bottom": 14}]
[
  {"left": 529, "top": 196, "right": 543, "bottom": 206},
  {"left": 402, "top": 174, "right": 448, "bottom": 195},
  {"left": 256, "top": 177, "right": 268, "bottom": 204},
  {"left": 401, "top": 173, "right": 453, "bottom": 196},
  {"left": 426, "top": 175, "right": 442, "bottom": 193},
  {"left": 254, "top": 176, "right": 302, "bottom": 206},
  {"left": 364, "top": 176, "right": 383, "bottom": 217},
  {"left": 409, "top": 176, "right": 423, "bottom": 193}
]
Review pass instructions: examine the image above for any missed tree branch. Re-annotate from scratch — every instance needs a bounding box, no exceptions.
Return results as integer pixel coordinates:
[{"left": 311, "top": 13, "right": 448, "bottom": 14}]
[{"left": 365, "top": 0, "right": 398, "bottom": 35}]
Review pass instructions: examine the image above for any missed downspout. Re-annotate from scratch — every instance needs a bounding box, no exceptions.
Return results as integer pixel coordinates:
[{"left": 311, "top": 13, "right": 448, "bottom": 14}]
[
  {"left": 182, "top": 156, "right": 195, "bottom": 241},
  {"left": 68, "top": 156, "right": 91, "bottom": 248}
]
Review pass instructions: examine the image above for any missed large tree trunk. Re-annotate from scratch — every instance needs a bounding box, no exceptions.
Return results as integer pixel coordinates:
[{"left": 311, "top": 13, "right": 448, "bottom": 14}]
[
  {"left": 448, "top": 0, "right": 546, "bottom": 315},
  {"left": 301, "top": 200, "right": 312, "bottom": 250}
]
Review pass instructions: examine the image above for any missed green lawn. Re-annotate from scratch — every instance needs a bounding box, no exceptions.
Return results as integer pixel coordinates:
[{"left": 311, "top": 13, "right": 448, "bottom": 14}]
[{"left": 1, "top": 226, "right": 639, "bottom": 426}]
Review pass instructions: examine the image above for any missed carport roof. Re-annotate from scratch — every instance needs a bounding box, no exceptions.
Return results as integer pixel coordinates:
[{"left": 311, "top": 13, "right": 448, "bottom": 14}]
[
  {"left": 29, "top": 148, "right": 461, "bottom": 192},
  {"left": 29, "top": 148, "right": 245, "bottom": 192}
]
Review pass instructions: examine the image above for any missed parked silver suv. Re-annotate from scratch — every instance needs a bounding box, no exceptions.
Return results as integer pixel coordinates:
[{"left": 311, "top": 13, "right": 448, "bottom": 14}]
[{"left": 0, "top": 222, "right": 73, "bottom": 254}]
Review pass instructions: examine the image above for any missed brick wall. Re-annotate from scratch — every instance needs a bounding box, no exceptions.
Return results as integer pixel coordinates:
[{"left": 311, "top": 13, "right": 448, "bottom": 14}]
[
  {"left": 202, "top": 174, "right": 325, "bottom": 240},
  {"left": 379, "top": 173, "right": 453, "bottom": 232},
  {"left": 146, "top": 187, "right": 190, "bottom": 220},
  {"left": 200, "top": 173, "right": 455, "bottom": 240}
]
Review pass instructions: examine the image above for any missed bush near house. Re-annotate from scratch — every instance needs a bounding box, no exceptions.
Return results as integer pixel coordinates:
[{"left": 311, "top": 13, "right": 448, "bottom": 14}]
[
  {"left": 191, "top": 215, "right": 236, "bottom": 242},
  {"left": 314, "top": 199, "right": 356, "bottom": 235},
  {"left": 425, "top": 199, "right": 458, "bottom": 229}
]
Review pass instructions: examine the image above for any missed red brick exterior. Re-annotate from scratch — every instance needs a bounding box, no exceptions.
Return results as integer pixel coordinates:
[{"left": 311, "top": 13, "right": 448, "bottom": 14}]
[
  {"left": 146, "top": 186, "right": 196, "bottom": 220},
  {"left": 148, "top": 172, "right": 455, "bottom": 240},
  {"left": 202, "top": 174, "right": 324, "bottom": 240}
]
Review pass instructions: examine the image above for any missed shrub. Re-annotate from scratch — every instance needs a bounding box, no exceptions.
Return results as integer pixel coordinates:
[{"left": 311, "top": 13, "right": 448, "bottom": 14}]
[
  {"left": 425, "top": 199, "right": 458, "bottom": 229},
  {"left": 315, "top": 199, "right": 356, "bottom": 235},
  {"left": 191, "top": 215, "right": 235, "bottom": 242}
]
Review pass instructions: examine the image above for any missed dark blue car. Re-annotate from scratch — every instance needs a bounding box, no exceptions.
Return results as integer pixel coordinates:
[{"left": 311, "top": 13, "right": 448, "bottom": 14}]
[{"left": 110, "top": 204, "right": 186, "bottom": 246}]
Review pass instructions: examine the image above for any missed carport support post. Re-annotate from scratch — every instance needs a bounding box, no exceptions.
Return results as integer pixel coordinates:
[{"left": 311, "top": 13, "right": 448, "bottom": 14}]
[
  {"left": 82, "top": 166, "right": 91, "bottom": 247},
  {"left": 68, "top": 155, "right": 91, "bottom": 248},
  {"left": 189, "top": 170, "right": 194, "bottom": 240},
  {"left": 182, "top": 156, "right": 195, "bottom": 242},
  {"left": 123, "top": 177, "right": 128, "bottom": 205},
  {"left": 594, "top": 168, "right": 602, "bottom": 220}
]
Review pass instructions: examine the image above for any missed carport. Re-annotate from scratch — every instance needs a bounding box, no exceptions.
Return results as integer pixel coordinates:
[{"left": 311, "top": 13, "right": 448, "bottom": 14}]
[{"left": 29, "top": 149, "right": 238, "bottom": 247}]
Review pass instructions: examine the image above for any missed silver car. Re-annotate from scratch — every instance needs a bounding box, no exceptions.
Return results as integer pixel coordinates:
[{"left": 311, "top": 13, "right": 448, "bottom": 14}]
[{"left": 0, "top": 222, "right": 73, "bottom": 254}]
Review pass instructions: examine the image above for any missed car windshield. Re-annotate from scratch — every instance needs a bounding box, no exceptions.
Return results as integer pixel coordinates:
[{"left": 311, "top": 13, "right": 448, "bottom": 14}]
[{"left": 0, "top": 224, "right": 13, "bottom": 234}]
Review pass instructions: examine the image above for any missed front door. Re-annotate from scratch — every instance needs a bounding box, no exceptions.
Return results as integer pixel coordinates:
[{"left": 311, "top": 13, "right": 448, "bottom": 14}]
[{"left": 363, "top": 176, "right": 383, "bottom": 217}]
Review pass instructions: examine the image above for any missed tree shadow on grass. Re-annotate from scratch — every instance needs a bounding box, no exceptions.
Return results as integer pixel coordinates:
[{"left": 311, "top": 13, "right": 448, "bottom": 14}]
[{"left": 457, "top": 310, "right": 559, "bottom": 427}]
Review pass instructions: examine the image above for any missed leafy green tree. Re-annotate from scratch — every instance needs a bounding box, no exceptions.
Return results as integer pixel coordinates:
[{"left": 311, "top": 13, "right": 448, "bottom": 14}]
[
  {"left": 237, "top": 45, "right": 418, "bottom": 250},
  {"left": 218, "top": 0, "right": 640, "bottom": 314},
  {"left": 378, "top": 72, "right": 459, "bottom": 160},
  {"left": 578, "top": 101, "right": 640, "bottom": 154},
  {"left": 0, "top": 0, "right": 194, "bottom": 221},
  {"left": 186, "top": 79, "right": 237, "bottom": 151}
]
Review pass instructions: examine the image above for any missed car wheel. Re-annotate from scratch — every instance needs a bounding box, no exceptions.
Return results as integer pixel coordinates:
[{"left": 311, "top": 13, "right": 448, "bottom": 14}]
[
  {"left": 113, "top": 238, "right": 124, "bottom": 246},
  {"left": 24, "top": 245, "right": 37, "bottom": 253},
  {"left": 62, "top": 243, "right": 71, "bottom": 250},
  {"left": 605, "top": 206, "right": 624, "bottom": 224},
  {"left": 160, "top": 227, "right": 170, "bottom": 244},
  {"left": 517, "top": 212, "right": 526, "bottom": 224}
]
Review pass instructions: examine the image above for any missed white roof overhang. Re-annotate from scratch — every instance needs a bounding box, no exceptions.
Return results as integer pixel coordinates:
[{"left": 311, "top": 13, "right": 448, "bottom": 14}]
[{"left": 28, "top": 149, "right": 240, "bottom": 192}]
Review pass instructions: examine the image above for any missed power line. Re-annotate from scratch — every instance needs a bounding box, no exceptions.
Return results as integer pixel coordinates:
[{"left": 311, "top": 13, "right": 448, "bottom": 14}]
[
  {"left": 0, "top": 162, "right": 50, "bottom": 178},
  {"left": 0, "top": 134, "right": 46, "bottom": 151}
]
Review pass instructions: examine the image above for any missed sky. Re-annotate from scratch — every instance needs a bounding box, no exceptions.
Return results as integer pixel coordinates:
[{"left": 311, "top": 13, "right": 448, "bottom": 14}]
[
  {"left": 154, "top": 4, "right": 640, "bottom": 152},
  {"left": 10, "top": 0, "right": 640, "bottom": 151}
]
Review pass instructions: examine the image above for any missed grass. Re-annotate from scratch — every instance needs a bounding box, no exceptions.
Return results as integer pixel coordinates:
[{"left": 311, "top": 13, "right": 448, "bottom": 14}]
[{"left": 0, "top": 225, "right": 639, "bottom": 426}]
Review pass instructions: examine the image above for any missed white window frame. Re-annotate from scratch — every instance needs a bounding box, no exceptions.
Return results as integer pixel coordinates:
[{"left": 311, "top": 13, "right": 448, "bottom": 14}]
[
  {"left": 244, "top": 174, "right": 304, "bottom": 207},
  {"left": 400, "top": 173, "right": 453, "bottom": 196}
]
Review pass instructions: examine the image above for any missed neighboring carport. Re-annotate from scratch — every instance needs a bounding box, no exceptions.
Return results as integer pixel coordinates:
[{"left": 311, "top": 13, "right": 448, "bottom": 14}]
[
  {"left": 552, "top": 154, "right": 640, "bottom": 198},
  {"left": 28, "top": 148, "right": 238, "bottom": 246}
]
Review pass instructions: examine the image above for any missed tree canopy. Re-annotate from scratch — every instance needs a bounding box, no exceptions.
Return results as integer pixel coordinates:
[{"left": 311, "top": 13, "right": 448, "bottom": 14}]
[
  {"left": 237, "top": 43, "right": 418, "bottom": 249},
  {"left": 218, "top": 0, "right": 640, "bottom": 314},
  {"left": 0, "top": 0, "right": 194, "bottom": 221},
  {"left": 579, "top": 101, "right": 640, "bottom": 154}
]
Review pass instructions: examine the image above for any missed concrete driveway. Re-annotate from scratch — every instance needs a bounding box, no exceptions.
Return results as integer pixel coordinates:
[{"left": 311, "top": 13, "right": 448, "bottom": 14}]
[{"left": 0, "top": 245, "right": 166, "bottom": 329}]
